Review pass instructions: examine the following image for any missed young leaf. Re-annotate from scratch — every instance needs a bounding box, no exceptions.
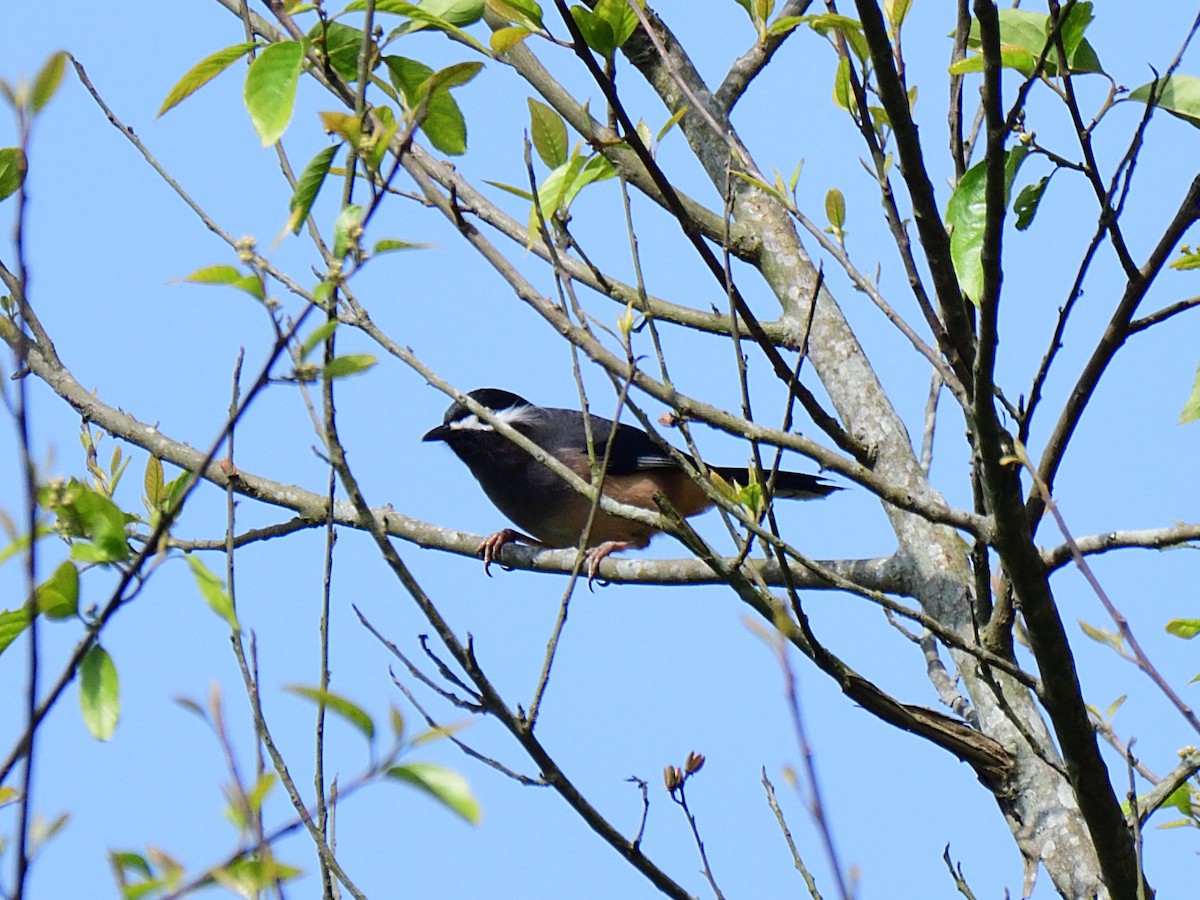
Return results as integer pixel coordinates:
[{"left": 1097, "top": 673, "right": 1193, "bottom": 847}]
[
  {"left": 1166, "top": 617, "right": 1200, "bottom": 638},
  {"left": 158, "top": 43, "right": 257, "bottom": 117},
  {"left": 491, "top": 26, "right": 533, "bottom": 54},
  {"left": 833, "top": 55, "right": 852, "bottom": 111},
  {"left": 387, "top": 762, "right": 481, "bottom": 823},
  {"left": 570, "top": 6, "right": 616, "bottom": 57},
  {"left": 0, "top": 147, "right": 27, "bottom": 202},
  {"left": 309, "top": 22, "right": 367, "bottom": 82},
  {"left": 31, "top": 51, "right": 68, "bottom": 114},
  {"left": 884, "top": 0, "right": 912, "bottom": 30},
  {"left": 825, "top": 187, "right": 846, "bottom": 232},
  {"left": 427, "top": 61, "right": 484, "bottom": 93},
  {"left": 1179, "top": 365, "right": 1200, "bottom": 425},
  {"left": 180, "top": 265, "right": 264, "bottom": 301},
  {"left": 288, "top": 144, "right": 339, "bottom": 235},
  {"left": 0, "top": 607, "right": 31, "bottom": 656},
  {"left": 285, "top": 685, "right": 376, "bottom": 741},
  {"left": 528, "top": 97, "right": 568, "bottom": 168},
  {"left": 485, "top": 0, "right": 544, "bottom": 31},
  {"left": 70, "top": 487, "right": 131, "bottom": 563},
  {"left": 36, "top": 560, "right": 79, "bottom": 620},
  {"left": 324, "top": 353, "right": 377, "bottom": 379},
  {"left": 595, "top": 0, "right": 640, "bottom": 48},
  {"left": 484, "top": 179, "right": 534, "bottom": 202},
  {"left": 373, "top": 238, "right": 433, "bottom": 254},
  {"left": 80, "top": 644, "right": 120, "bottom": 741},
  {"left": 143, "top": 455, "right": 164, "bottom": 510},
  {"left": 410, "top": 0, "right": 485, "bottom": 26},
  {"left": 243, "top": 40, "right": 306, "bottom": 146},
  {"left": 384, "top": 56, "right": 471, "bottom": 155},
  {"left": 186, "top": 555, "right": 240, "bottom": 632},
  {"left": 1170, "top": 246, "right": 1200, "bottom": 271},
  {"left": 333, "top": 203, "right": 365, "bottom": 259},
  {"left": 300, "top": 320, "right": 338, "bottom": 360},
  {"left": 656, "top": 105, "right": 688, "bottom": 143}
]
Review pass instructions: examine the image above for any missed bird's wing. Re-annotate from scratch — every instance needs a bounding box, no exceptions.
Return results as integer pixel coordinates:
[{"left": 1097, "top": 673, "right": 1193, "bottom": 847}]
[{"left": 543, "top": 409, "right": 683, "bottom": 475}]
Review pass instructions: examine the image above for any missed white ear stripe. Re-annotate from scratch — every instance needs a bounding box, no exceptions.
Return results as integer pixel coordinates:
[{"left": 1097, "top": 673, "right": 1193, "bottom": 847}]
[{"left": 448, "top": 403, "right": 534, "bottom": 431}]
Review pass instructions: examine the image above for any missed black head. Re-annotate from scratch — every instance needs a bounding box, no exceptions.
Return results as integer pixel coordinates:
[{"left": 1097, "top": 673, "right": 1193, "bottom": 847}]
[{"left": 422, "top": 388, "right": 533, "bottom": 442}]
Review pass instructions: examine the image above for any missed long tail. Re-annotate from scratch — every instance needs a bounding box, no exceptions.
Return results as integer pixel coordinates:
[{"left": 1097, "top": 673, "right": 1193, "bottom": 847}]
[{"left": 711, "top": 466, "right": 840, "bottom": 500}]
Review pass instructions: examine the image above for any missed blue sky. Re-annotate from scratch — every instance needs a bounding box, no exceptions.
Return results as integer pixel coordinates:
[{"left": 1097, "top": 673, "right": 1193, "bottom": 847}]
[{"left": 3, "top": 2, "right": 1200, "bottom": 897}]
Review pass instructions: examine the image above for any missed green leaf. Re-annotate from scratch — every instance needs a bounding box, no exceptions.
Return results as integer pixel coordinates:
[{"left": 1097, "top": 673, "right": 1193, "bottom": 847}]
[
  {"left": 1170, "top": 246, "right": 1200, "bottom": 271},
  {"left": 80, "top": 644, "right": 120, "bottom": 741},
  {"left": 0, "top": 607, "right": 31, "bottom": 656},
  {"left": 288, "top": 144, "right": 339, "bottom": 235},
  {"left": 805, "top": 13, "right": 869, "bottom": 62},
  {"left": 945, "top": 147, "right": 1028, "bottom": 305},
  {"left": 389, "top": 703, "right": 406, "bottom": 740},
  {"left": 244, "top": 40, "right": 306, "bottom": 147},
  {"left": 310, "top": 22, "right": 367, "bottom": 82},
  {"left": 1013, "top": 174, "right": 1050, "bottom": 231},
  {"left": 36, "top": 560, "right": 79, "bottom": 620},
  {"left": 528, "top": 97, "right": 567, "bottom": 168},
  {"left": 411, "top": 0, "right": 485, "bottom": 26},
  {"left": 1058, "top": 2, "right": 1094, "bottom": 61},
  {"left": 656, "top": 105, "right": 688, "bottom": 143},
  {"left": 596, "top": 0, "right": 641, "bottom": 47},
  {"left": 384, "top": 56, "right": 470, "bottom": 156},
  {"left": 70, "top": 487, "right": 131, "bottom": 563},
  {"left": 333, "top": 203, "right": 365, "bottom": 259},
  {"left": 570, "top": 6, "right": 616, "bottom": 57},
  {"left": 949, "top": 48, "right": 1037, "bottom": 77},
  {"left": 833, "top": 55, "right": 852, "bottom": 111},
  {"left": 300, "top": 320, "right": 338, "bottom": 360},
  {"left": 884, "top": 0, "right": 912, "bottom": 30},
  {"left": 359, "top": 0, "right": 485, "bottom": 25},
  {"left": 285, "top": 685, "right": 375, "bottom": 741},
  {"left": 825, "top": 187, "right": 846, "bottom": 231},
  {"left": 213, "top": 857, "right": 302, "bottom": 895},
  {"left": 31, "top": 51, "right": 68, "bottom": 114},
  {"left": 373, "top": 238, "right": 433, "bottom": 254},
  {"left": 0, "top": 147, "right": 27, "bottom": 202},
  {"left": 180, "top": 265, "right": 264, "bottom": 300},
  {"left": 485, "top": 0, "right": 544, "bottom": 31},
  {"left": 351, "top": 0, "right": 489, "bottom": 53},
  {"left": 767, "top": 16, "right": 804, "bottom": 39},
  {"left": 186, "top": 555, "right": 240, "bottom": 632},
  {"left": 484, "top": 179, "right": 534, "bottom": 202},
  {"left": 491, "top": 25, "right": 533, "bottom": 54},
  {"left": 1129, "top": 75, "right": 1200, "bottom": 129},
  {"left": 960, "top": 7, "right": 1102, "bottom": 77},
  {"left": 387, "top": 762, "right": 481, "bottom": 823},
  {"left": 158, "top": 43, "right": 257, "bottom": 117},
  {"left": 426, "top": 61, "right": 483, "bottom": 93},
  {"left": 324, "top": 353, "right": 377, "bottom": 379},
  {"left": 1078, "top": 619, "right": 1123, "bottom": 651},
  {"left": 1180, "top": 367, "right": 1200, "bottom": 425},
  {"left": 144, "top": 456, "right": 164, "bottom": 510}
]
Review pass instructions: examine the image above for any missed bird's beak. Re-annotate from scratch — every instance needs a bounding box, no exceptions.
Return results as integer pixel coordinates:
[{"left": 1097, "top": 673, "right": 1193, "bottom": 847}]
[{"left": 422, "top": 424, "right": 449, "bottom": 442}]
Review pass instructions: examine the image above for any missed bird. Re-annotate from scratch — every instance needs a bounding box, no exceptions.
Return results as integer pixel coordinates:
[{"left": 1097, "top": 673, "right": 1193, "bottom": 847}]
[{"left": 423, "top": 388, "right": 839, "bottom": 582}]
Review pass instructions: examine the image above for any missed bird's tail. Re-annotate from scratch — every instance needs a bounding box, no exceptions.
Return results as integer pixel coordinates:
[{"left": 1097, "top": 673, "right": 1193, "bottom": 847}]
[{"left": 710, "top": 466, "right": 840, "bottom": 500}]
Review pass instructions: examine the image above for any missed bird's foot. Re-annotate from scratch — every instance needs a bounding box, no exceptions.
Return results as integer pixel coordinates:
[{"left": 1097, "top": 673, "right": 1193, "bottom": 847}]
[
  {"left": 478, "top": 528, "right": 542, "bottom": 576},
  {"left": 584, "top": 540, "right": 637, "bottom": 590}
]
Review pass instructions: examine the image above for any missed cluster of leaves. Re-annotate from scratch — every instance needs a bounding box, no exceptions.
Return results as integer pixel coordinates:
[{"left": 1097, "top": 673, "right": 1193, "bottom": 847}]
[{"left": 110, "top": 684, "right": 478, "bottom": 899}]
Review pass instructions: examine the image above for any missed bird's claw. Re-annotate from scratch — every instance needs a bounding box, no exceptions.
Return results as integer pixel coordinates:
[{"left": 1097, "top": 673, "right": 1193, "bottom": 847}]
[
  {"left": 478, "top": 529, "right": 519, "bottom": 577},
  {"left": 584, "top": 541, "right": 633, "bottom": 590}
]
